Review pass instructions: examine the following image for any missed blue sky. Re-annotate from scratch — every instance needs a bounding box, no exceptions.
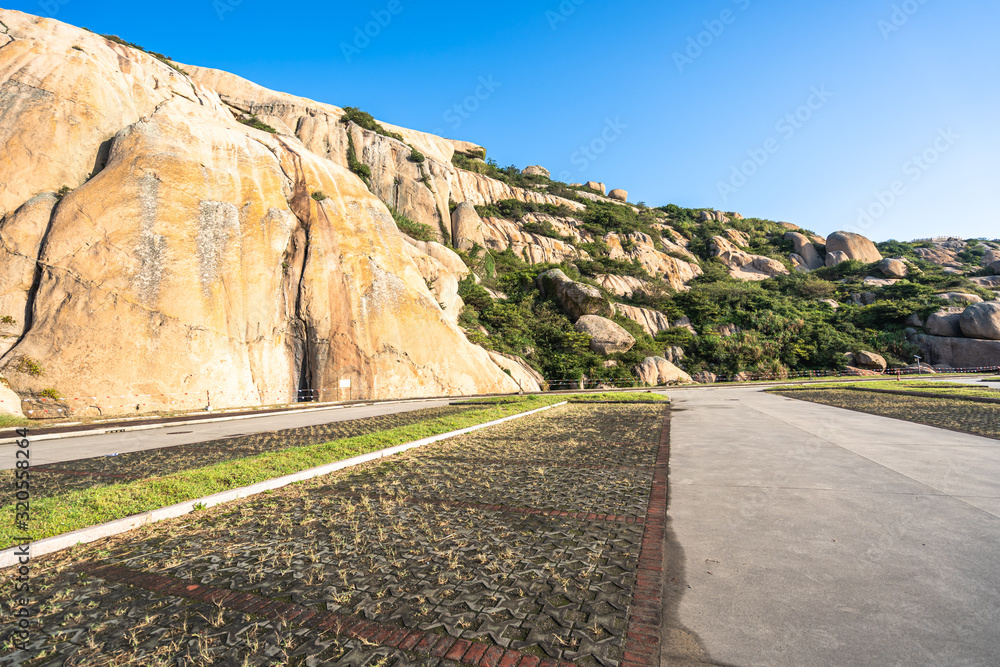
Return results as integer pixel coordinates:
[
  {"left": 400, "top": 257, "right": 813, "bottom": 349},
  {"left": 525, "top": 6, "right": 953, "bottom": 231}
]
[{"left": 15, "top": 0, "right": 1000, "bottom": 241}]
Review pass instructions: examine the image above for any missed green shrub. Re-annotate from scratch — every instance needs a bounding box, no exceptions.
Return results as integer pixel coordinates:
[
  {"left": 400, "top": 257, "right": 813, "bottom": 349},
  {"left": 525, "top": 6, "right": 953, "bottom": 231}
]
[
  {"left": 0, "top": 316, "right": 15, "bottom": 325},
  {"left": 346, "top": 132, "right": 371, "bottom": 184},
  {"left": 13, "top": 357, "right": 43, "bottom": 377},
  {"left": 311, "top": 191, "right": 327, "bottom": 202},
  {"left": 389, "top": 207, "right": 435, "bottom": 242},
  {"left": 38, "top": 388, "right": 61, "bottom": 401},
  {"left": 55, "top": 186, "right": 72, "bottom": 200},
  {"left": 100, "top": 34, "right": 189, "bottom": 75},
  {"left": 521, "top": 220, "right": 566, "bottom": 241},
  {"left": 474, "top": 199, "right": 576, "bottom": 220},
  {"left": 340, "top": 107, "right": 404, "bottom": 142},
  {"left": 408, "top": 147, "right": 426, "bottom": 163},
  {"left": 237, "top": 114, "right": 278, "bottom": 134}
]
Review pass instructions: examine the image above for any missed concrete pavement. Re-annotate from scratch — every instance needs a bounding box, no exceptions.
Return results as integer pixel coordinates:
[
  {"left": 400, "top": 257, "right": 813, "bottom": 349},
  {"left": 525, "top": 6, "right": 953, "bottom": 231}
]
[
  {"left": 0, "top": 399, "right": 450, "bottom": 469},
  {"left": 664, "top": 387, "right": 1000, "bottom": 666}
]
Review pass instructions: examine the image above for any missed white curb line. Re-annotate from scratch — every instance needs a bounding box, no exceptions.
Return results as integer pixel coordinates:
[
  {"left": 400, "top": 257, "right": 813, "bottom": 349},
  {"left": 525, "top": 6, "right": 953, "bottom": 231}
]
[{"left": 0, "top": 401, "right": 567, "bottom": 568}]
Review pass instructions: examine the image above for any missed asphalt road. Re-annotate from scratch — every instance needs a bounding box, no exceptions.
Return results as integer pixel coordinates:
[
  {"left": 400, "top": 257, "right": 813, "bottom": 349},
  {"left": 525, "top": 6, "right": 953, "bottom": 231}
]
[
  {"left": 664, "top": 387, "right": 1000, "bottom": 666},
  {"left": 0, "top": 399, "right": 451, "bottom": 469}
]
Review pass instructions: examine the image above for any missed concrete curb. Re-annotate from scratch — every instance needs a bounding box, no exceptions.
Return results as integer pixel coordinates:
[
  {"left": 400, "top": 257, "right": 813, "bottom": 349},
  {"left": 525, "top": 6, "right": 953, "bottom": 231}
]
[{"left": 0, "top": 401, "right": 567, "bottom": 568}]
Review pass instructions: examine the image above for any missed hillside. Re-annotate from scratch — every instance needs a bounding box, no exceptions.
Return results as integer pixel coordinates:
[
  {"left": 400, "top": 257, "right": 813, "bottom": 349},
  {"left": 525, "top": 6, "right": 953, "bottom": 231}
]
[{"left": 0, "top": 9, "right": 998, "bottom": 418}]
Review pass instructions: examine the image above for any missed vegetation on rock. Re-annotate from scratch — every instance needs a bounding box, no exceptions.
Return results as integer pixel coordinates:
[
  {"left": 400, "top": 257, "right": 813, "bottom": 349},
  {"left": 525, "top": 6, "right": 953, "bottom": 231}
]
[
  {"left": 236, "top": 113, "right": 277, "bottom": 134},
  {"left": 390, "top": 207, "right": 435, "bottom": 242},
  {"left": 98, "top": 33, "right": 189, "bottom": 75},
  {"left": 448, "top": 161, "right": 995, "bottom": 383},
  {"left": 340, "top": 107, "right": 404, "bottom": 142}
]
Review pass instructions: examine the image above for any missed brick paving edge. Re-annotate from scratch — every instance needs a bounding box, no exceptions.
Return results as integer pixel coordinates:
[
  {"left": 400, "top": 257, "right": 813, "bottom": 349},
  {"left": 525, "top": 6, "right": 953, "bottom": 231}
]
[
  {"left": 78, "top": 563, "right": 576, "bottom": 667},
  {"left": 0, "top": 401, "right": 569, "bottom": 568},
  {"left": 623, "top": 406, "right": 671, "bottom": 667}
]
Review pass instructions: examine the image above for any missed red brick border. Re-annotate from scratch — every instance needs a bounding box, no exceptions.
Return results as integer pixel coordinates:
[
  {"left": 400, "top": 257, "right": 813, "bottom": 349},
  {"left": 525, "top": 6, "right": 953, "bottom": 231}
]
[
  {"left": 622, "top": 407, "right": 670, "bottom": 667},
  {"left": 79, "top": 563, "right": 574, "bottom": 667},
  {"left": 325, "top": 491, "right": 645, "bottom": 525}
]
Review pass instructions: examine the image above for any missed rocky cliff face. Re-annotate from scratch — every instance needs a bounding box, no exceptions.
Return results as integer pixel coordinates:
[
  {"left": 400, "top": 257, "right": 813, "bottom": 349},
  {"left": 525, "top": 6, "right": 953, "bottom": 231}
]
[{"left": 0, "top": 10, "right": 521, "bottom": 414}]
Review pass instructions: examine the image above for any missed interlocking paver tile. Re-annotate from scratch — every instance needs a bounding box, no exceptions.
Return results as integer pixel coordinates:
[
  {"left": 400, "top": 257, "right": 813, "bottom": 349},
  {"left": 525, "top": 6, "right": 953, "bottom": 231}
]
[{"left": 1, "top": 403, "right": 669, "bottom": 666}]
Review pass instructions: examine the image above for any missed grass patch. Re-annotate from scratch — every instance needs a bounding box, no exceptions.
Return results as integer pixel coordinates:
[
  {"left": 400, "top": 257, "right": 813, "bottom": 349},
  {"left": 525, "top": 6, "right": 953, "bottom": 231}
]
[
  {"left": 772, "top": 388, "right": 1000, "bottom": 440},
  {"left": 0, "top": 396, "right": 564, "bottom": 547},
  {"left": 389, "top": 206, "right": 435, "bottom": 242},
  {"left": 564, "top": 392, "right": 670, "bottom": 403},
  {"left": 771, "top": 380, "right": 1000, "bottom": 400},
  {"left": 0, "top": 414, "right": 28, "bottom": 428},
  {"left": 458, "top": 392, "right": 668, "bottom": 405}
]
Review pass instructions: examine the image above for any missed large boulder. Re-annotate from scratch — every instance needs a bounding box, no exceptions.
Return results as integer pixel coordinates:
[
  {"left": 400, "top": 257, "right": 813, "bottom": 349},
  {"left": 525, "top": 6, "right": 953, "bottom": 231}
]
[
  {"left": 986, "top": 249, "right": 1000, "bottom": 273},
  {"left": 0, "top": 377, "right": 24, "bottom": 418},
  {"left": 663, "top": 346, "right": 686, "bottom": 367},
  {"left": 960, "top": 302, "right": 1000, "bottom": 341},
  {"left": 672, "top": 316, "right": 697, "bottom": 335},
  {"left": 608, "top": 188, "right": 628, "bottom": 202},
  {"left": 915, "top": 334, "right": 1000, "bottom": 368},
  {"left": 854, "top": 351, "right": 887, "bottom": 371},
  {"left": 604, "top": 232, "right": 702, "bottom": 290},
  {"left": 595, "top": 274, "right": 648, "bottom": 298},
  {"left": 940, "top": 292, "right": 983, "bottom": 306},
  {"left": 914, "top": 246, "right": 960, "bottom": 266},
  {"left": 636, "top": 357, "right": 692, "bottom": 386},
  {"left": 699, "top": 210, "right": 729, "bottom": 223},
  {"left": 536, "top": 269, "right": 613, "bottom": 320},
  {"left": 450, "top": 202, "right": 486, "bottom": 252},
  {"left": 725, "top": 229, "right": 750, "bottom": 247},
  {"left": 574, "top": 315, "right": 636, "bottom": 355},
  {"left": 584, "top": 181, "right": 606, "bottom": 195},
  {"left": 480, "top": 215, "right": 588, "bottom": 265},
  {"left": 613, "top": 303, "right": 672, "bottom": 337},
  {"left": 784, "top": 232, "right": 824, "bottom": 270},
  {"left": 522, "top": 165, "right": 550, "bottom": 179},
  {"left": 826, "top": 251, "right": 850, "bottom": 267},
  {"left": 692, "top": 371, "right": 717, "bottom": 384},
  {"left": 825, "top": 232, "right": 883, "bottom": 265},
  {"left": 486, "top": 351, "right": 543, "bottom": 392},
  {"left": 878, "top": 258, "right": 908, "bottom": 279},
  {"left": 971, "top": 276, "right": 1000, "bottom": 289},
  {"left": 710, "top": 236, "right": 789, "bottom": 281}
]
